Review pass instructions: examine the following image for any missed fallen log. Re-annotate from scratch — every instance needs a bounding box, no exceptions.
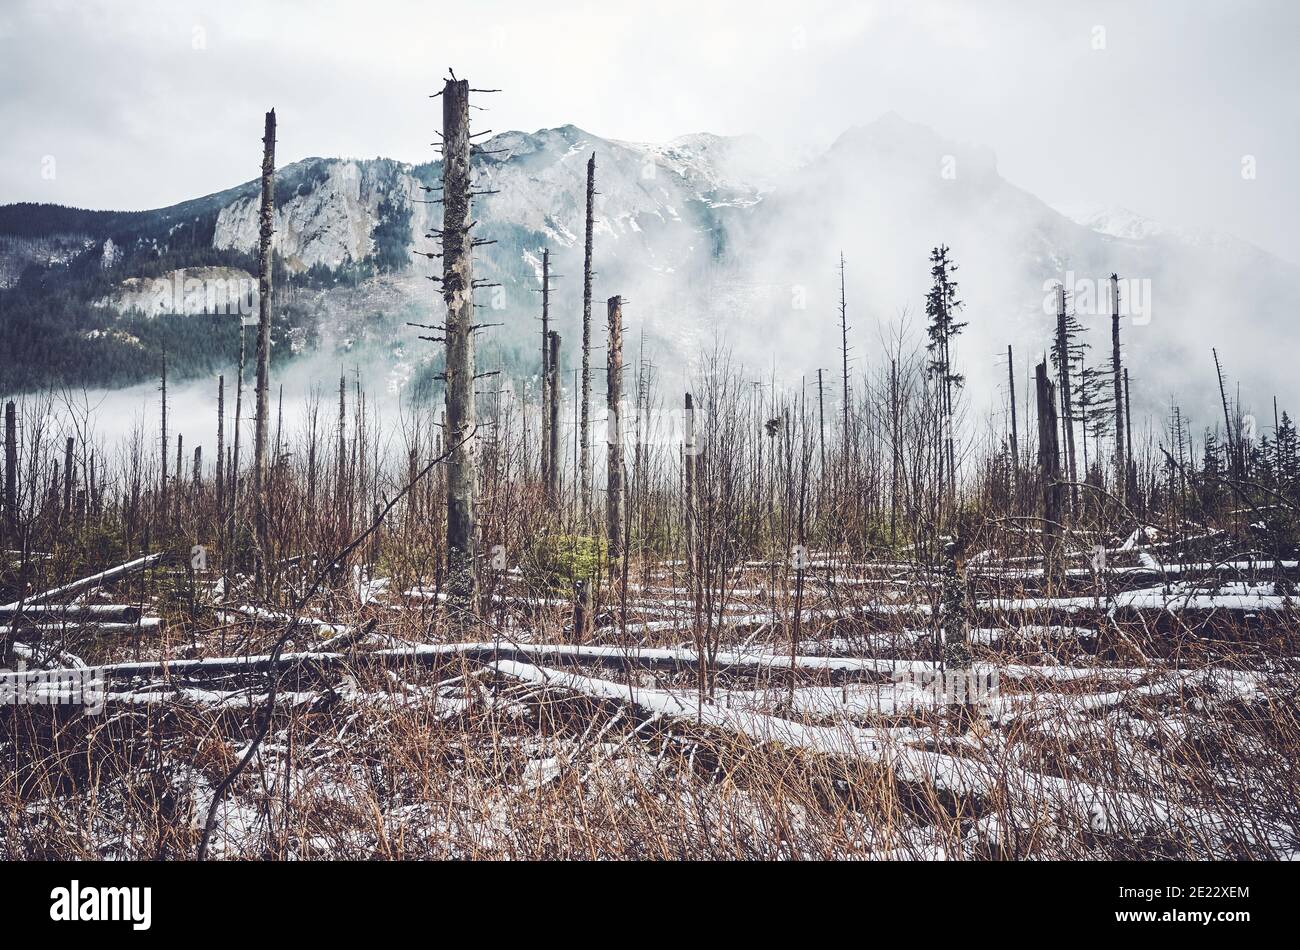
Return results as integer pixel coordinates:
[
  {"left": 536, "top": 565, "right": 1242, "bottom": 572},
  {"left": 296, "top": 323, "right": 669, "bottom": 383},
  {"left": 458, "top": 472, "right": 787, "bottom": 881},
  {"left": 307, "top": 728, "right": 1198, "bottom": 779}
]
[
  {"left": 218, "top": 605, "right": 352, "bottom": 636},
  {"left": 489, "top": 660, "right": 1290, "bottom": 856},
  {"left": 22, "top": 617, "right": 161, "bottom": 635},
  {"left": 0, "top": 604, "right": 144, "bottom": 623},
  {"left": 0, "top": 640, "right": 1145, "bottom": 694},
  {"left": 0, "top": 553, "right": 163, "bottom": 610}
]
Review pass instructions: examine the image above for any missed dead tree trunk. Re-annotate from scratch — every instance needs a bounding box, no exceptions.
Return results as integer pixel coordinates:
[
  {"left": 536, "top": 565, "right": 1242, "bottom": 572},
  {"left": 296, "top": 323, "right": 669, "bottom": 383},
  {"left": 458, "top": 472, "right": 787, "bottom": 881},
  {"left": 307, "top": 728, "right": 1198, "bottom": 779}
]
[
  {"left": 4, "top": 401, "right": 16, "bottom": 536},
  {"left": 606, "top": 295, "right": 625, "bottom": 561},
  {"left": 547, "top": 331, "right": 561, "bottom": 507},
  {"left": 580, "top": 152, "right": 596, "bottom": 526},
  {"left": 336, "top": 375, "right": 347, "bottom": 507},
  {"left": 941, "top": 336, "right": 957, "bottom": 509},
  {"left": 1124, "top": 367, "right": 1137, "bottom": 505},
  {"left": 1110, "top": 274, "right": 1125, "bottom": 501},
  {"left": 215, "top": 375, "right": 225, "bottom": 516},
  {"left": 441, "top": 78, "right": 477, "bottom": 611},
  {"left": 633, "top": 343, "right": 644, "bottom": 459},
  {"left": 683, "top": 391, "right": 696, "bottom": 559},
  {"left": 572, "top": 579, "right": 592, "bottom": 643},
  {"left": 231, "top": 328, "right": 245, "bottom": 521},
  {"left": 62, "top": 437, "right": 73, "bottom": 519},
  {"left": 1054, "top": 284, "right": 1078, "bottom": 515},
  {"left": 890, "top": 357, "right": 900, "bottom": 546},
  {"left": 193, "top": 445, "right": 202, "bottom": 498},
  {"left": 1213, "top": 347, "right": 1236, "bottom": 480},
  {"left": 273, "top": 383, "right": 284, "bottom": 483},
  {"left": 815, "top": 367, "right": 826, "bottom": 477},
  {"left": 306, "top": 413, "right": 317, "bottom": 513},
  {"left": 252, "top": 108, "right": 276, "bottom": 589},
  {"left": 1007, "top": 344, "right": 1019, "bottom": 476},
  {"left": 174, "top": 434, "right": 183, "bottom": 523},
  {"left": 539, "top": 247, "right": 551, "bottom": 493},
  {"left": 160, "top": 351, "right": 168, "bottom": 517},
  {"left": 1036, "top": 360, "right": 1063, "bottom": 593},
  {"left": 572, "top": 370, "right": 579, "bottom": 525},
  {"left": 838, "top": 253, "right": 851, "bottom": 455}
]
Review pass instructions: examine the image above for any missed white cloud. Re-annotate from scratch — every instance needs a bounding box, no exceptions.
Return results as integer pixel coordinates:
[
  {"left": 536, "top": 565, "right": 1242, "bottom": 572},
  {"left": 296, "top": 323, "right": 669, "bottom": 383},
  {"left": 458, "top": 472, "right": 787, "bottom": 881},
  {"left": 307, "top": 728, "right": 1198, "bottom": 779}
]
[{"left": 0, "top": 0, "right": 1296, "bottom": 262}]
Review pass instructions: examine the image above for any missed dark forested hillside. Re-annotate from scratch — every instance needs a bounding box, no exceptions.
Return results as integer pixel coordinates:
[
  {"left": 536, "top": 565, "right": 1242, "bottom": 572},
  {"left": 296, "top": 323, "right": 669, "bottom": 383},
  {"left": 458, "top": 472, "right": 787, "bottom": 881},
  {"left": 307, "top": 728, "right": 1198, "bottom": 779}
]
[{"left": 0, "top": 160, "right": 402, "bottom": 393}]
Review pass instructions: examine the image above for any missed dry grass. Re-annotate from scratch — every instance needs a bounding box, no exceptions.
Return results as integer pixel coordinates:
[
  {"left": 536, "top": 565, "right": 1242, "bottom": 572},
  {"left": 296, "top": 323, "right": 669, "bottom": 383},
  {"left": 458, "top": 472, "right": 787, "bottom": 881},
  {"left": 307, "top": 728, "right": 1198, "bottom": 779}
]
[
  {"left": 3, "top": 553, "right": 1298, "bottom": 861},
  {"left": 3, "top": 353, "right": 1298, "bottom": 859}
]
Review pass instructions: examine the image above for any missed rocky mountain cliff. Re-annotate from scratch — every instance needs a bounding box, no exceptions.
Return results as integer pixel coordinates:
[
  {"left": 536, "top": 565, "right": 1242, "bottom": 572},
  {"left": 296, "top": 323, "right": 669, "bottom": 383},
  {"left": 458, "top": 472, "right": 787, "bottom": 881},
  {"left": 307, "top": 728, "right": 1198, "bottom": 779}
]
[{"left": 2, "top": 114, "right": 1295, "bottom": 421}]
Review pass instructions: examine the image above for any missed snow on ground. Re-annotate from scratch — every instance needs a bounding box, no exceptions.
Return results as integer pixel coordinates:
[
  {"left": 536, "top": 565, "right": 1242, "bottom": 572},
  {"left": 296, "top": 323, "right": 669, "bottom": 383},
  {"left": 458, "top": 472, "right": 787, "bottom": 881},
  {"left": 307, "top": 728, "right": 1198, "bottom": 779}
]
[{"left": 6, "top": 551, "right": 1298, "bottom": 860}]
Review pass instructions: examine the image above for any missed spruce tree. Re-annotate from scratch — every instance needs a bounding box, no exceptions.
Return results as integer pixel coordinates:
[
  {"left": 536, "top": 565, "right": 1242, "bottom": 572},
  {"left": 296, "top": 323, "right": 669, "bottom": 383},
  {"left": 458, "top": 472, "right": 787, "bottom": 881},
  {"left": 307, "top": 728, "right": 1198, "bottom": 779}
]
[
  {"left": 1276, "top": 411, "right": 1298, "bottom": 500},
  {"left": 924, "top": 245, "right": 966, "bottom": 508}
]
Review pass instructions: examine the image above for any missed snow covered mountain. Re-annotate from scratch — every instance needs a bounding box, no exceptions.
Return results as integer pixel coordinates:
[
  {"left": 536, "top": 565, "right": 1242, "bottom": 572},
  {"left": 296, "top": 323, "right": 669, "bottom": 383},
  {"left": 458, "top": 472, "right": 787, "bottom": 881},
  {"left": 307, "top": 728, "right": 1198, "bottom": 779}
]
[
  {"left": 186, "top": 125, "right": 788, "bottom": 279},
  {"left": 725, "top": 113, "right": 1299, "bottom": 421},
  {"left": 2, "top": 114, "right": 1296, "bottom": 420},
  {"left": 1065, "top": 205, "right": 1173, "bottom": 242}
]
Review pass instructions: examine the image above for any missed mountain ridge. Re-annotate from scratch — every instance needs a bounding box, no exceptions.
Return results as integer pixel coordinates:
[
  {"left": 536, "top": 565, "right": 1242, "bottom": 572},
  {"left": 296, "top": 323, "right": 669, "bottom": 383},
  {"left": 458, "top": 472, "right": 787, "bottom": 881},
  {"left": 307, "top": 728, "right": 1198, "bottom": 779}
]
[{"left": 2, "top": 114, "right": 1295, "bottom": 422}]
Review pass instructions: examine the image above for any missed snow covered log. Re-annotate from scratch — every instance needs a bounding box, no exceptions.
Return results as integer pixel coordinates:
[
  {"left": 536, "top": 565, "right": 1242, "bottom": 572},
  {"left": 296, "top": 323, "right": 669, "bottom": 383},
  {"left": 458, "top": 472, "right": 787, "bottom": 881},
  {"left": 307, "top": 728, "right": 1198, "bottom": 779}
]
[
  {"left": 490, "top": 660, "right": 1292, "bottom": 856},
  {"left": 0, "top": 604, "right": 144, "bottom": 623},
  {"left": 0, "top": 553, "right": 163, "bottom": 610}
]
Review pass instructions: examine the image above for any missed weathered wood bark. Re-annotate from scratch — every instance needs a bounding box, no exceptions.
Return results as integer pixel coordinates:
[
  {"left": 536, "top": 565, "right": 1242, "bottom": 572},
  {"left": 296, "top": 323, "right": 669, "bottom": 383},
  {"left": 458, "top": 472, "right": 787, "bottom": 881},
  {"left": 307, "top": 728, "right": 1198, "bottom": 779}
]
[
  {"left": 539, "top": 247, "right": 551, "bottom": 493},
  {"left": 215, "top": 375, "right": 225, "bottom": 515},
  {"left": 572, "top": 579, "right": 592, "bottom": 643},
  {"left": 1109, "top": 274, "right": 1124, "bottom": 501},
  {"left": 307, "top": 412, "right": 318, "bottom": 513},
  {"left": 838, "top": 253, "right": 850, "bottom": 452},
  {"left": 1, "top": 552, "right": 164, "bottom": 609},
  {"left": 252, "top": 108, "right": 276, "bottom": 587},
  {"left": 231, "top": 328, "right": 245, "bottom": 521},
  {"left": 1007, "top": 344, "right": 1019, "bottom": 475},
  {"left": 4, "top": 401, "right": 16, "bottom": 535},
  {"left": 1213, "top": 348, "right": 1236, "bottom": 480},
  {"left": 633, "top": 345, "right": 645, "bottom": 531},
  {"left": 336, "top": 375, "right": 347, "bottom": 507},
  {"left": 815, "top": 367, "right": 826, "bottom": 476},
  {"left": 174, "top": 433, "right": 183, "bottom": 522},
  {"left": 1054, "top": 284, "right": 1078, "bottom": 515},
  {"left": 606, "top": 296, "right": 625, "bottom": 560},
  {"left": 683, "top": 391, "right": 696, "bottom": 557},
  {"left": 1036, "top": 360, "right": 1063, "bottom": 592},
  {"left": 0, "top": 604, "right": 144, "bottom": 623},
  {"left": 159, "top": 352, "right": 168, "bottom": 516},
  {"left": 273, "top": 383, "right": 284, "bottom": 483},
  {"left": 580, "top": 152, "right": 596, "bottom": 524},
  {"left": 62, "top": 436, "right": 73, "bottom": 518},
  {"left": 193, "top": 445, "right": 202, "bottom": 498},
  {"left": 441, "top": 78, "right": 478, "bottom": 611},
  {"left": 890, "top": 358, "right": 900, "bottom": 545},
  {"left": 547, "top": 331, "right": 561, "bottom": 506},
  {"left": 1124, "top": 367, "right": 1137, "bottom": 503},
  {"left": 9, "top": 640, "right": 931, "bottom": 687}
]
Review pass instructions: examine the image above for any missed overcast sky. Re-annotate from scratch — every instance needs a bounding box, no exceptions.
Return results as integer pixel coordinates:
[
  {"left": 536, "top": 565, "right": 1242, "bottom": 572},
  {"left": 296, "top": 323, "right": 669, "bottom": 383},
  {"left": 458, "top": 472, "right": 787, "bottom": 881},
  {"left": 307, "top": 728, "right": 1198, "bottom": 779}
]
[{"left": 1, "top": 0, "right": 1296, "bottom": 263}]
